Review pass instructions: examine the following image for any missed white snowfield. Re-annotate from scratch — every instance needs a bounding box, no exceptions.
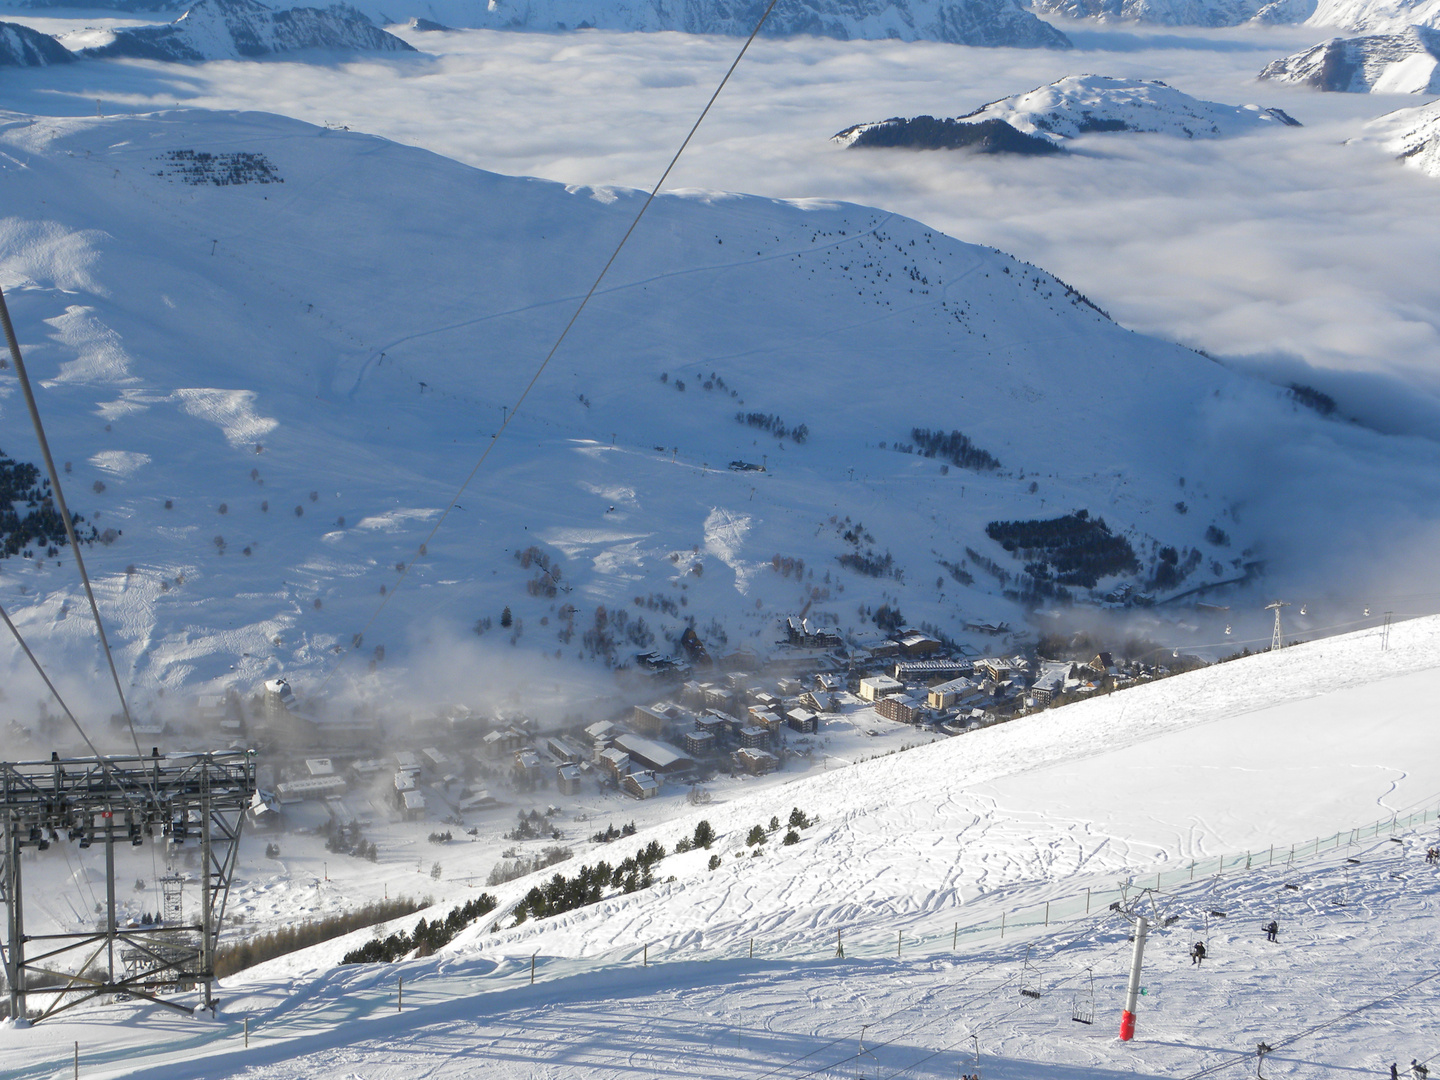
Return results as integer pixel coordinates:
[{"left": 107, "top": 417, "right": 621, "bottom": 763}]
[
  {"left": 1260, "top": 26, "right": 1440, "bottom": 92},
  {"left": 958, "top": 74, "right": 1301, "bottom": 141},
  {"left": 3, "top": 615, "right": 1440, "bottom": 1078},
  {"left": 2, "top": 107, "right": 1438, "bottom": 708},
  {"left": 1365, "top": 97, "right": 1440, "bottom": 174}
]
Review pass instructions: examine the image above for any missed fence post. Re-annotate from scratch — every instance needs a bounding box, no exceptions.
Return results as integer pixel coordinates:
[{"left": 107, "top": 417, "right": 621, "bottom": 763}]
[
  {"left": 1000, "top": 912, "right": 1005, "bottom": 939},
  {"left": 397, "top": 976, "right": 402, "bottom": 1012},
  {"left": 749, "top": 938, "right": 754, "bottom": 960},
  {"left": 1045, "top": 901, "right": 1050, "bottom": 927},
  {"left": 643, "top": 944, "right": 648, "bottom": 968},
  {"left": 953, "top": 923, "right": 958, "bottom": 950},
  {"left": 1155, "top": 873, "right": 1161, "bottom": 891},
  {"left": 1268, "top": 845, "right": 1274, "bottom": 866},
  {"left": 74, "top": 1042, "right": 78, "bottom": 1080},
  {"left": 531, "top": 953, "right": 536, "bottom": 985},
  {"left": 1085, "top": 888, "right": 1091, "bottom": 914},
  {"left": 1189, "top": 863, "right": 1194, "bottom": 881},
  {"left": 244, "top": 1017, "right": 249, "bottom": 1048},
  {"left": 897, "top": 930, "right": 902, "bottom": 958}
]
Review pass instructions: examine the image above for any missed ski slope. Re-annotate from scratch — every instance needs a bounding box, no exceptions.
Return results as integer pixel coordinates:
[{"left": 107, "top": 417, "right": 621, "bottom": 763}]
[{"left": 3, "top": 614, "right": 1440, "bottom": 1078}]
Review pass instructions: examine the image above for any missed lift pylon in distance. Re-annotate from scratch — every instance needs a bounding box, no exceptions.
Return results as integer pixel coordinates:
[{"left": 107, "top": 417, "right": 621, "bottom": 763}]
[{"left": 1, "top": 749, "right": 256, "bottom": 1022}]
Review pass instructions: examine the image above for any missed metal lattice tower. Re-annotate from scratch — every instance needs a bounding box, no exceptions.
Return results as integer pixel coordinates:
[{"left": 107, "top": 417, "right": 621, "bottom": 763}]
[
  {"left": 1, "top": 750, "right": 256, "bottom": 1022},
  {"left": 1266, "top": 600, "right": 1290, "bottom": 651},
  {"left": 161, "top": 873, "right": 185, "bottom": 926}
]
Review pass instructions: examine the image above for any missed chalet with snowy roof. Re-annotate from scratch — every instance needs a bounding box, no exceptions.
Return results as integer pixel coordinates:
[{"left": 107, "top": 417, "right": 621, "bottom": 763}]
[
  {"left": 305, "top": 758, "right": 335, "bottom": 778},
  {"left": 513, "top": 749, "right": 542, "bottom": 783},
  {"left": 802, "top": 690, "right": 832, "bottom": 713},
  {"left": 852, "top": 635, "right": 901, "bottom": 660},
  {"left": 896, "top": 631, "right": 942, "bottom": 657},
  {"left": 732, "top": 747, "right": 779, "bottom": 776},
  {"left": 858, "top": 674, "right": 904, "bottom": 702},
  {"left": 696, "top": 711, "right": 732, "bottom": 737},
  {"left": 584, "top": 720, "right": 617, "bottom": 744},
  {"left": 875, "top": 694, "right": 928, "bottom": 725},
  {"left": 401, "top": 789, "right": 427, "bottom": 821},
  {"left": 599, "top": 747, "right": 630, "bottom": 781},
  {"left": 623, "top": 770, "right": 661, "bottom": 800}
]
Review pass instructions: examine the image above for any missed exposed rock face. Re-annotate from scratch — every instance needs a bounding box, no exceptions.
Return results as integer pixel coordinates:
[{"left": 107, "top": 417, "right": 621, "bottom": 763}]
[
  {"left": 0, "top": 20, "right": 73, "bottom": 65},
  {"left": 1259, "top": 27, "right": 1440, "bottom": 92},
  {"left": 74, "top": 0, "right": 415, "bottom": 62}
]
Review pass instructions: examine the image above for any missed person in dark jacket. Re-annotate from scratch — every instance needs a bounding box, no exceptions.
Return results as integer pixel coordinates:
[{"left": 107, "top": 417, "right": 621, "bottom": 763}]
[
  {"left": 1265, "top": 920, "right": 1279, "bottom": 942},
  {"left": 1190, "top": 942, "right": 1207, "bottom": 965}
]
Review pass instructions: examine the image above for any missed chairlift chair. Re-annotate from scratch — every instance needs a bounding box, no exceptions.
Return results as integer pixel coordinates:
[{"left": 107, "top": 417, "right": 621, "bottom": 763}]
[
  {"left": 1070, "top": 967, "right": 1095, "bottom": 1025},
  {"left": 1019, "top": 945, "right": 1042, "bottom": 1000}
]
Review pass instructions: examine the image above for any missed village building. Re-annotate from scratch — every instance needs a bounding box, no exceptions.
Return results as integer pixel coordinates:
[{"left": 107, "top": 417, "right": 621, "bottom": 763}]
[
  {"left": 893, "top": 657, "right": 975, "bottom": 682},
  {"left": 513, "top": 749, "right": 542, "bottom": 784},
  {"left": 683, "top": 730, "right": 717, "bottom": 757},
  {"left": 598, "top": 747, "right": 630, "bottom": 781},
  {"left": 556, "top": 764, "right": 583, "bottom": 796},
  {"left": 275, "top": 775, "right": 347, "bottom": 802},
  {"left": 633, "top": 703, "right": 682, "bottom": 738},
  {"left": 738, "top": 725, "right": 771, "bottom": 750},
  {"left": 858, "top": 674, "right": 904, "bottom": 702},
  {"left": 401, "top": 789, "right": 427, "bottom": 821},
  {"left": 623, "top": 770, "right": 662, "bottom": 799},
  {"left": 786, "top": 708, "right": 818, "bottom": 734},
  {"left": 895, "top": 631, "right": 942, "bottom": 657},
  {"left": 612, "top": 732, "right": 695, "bottom": 776},
  {"left": 584, "top": 720, "right": 617, "bottom": 744},
  {"left": 875, "top": 693, "right": 928, "bottom": 725},
  {"left": 732, "top": 747, "right": 779, "bottom": 776}
]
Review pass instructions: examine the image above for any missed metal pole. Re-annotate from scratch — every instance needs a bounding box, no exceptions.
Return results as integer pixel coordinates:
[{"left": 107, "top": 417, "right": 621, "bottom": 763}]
[
  {"left": 1085, "top": 888, "right": 1090, "bottom": 914},
  {"left": 4, "top": 818, "right": 25, "bottom": 1022},
  {"left": 105, "top": 820, "right": 117, "bottom": 986},
  {"left": 953, "top": 923, "right": 958, "bottom": 950},
  {"left": 530, "top": 953, "right": 536, "bottom": 985},
  {"left": 397, "top": 975, "right": 402, "bottom": 1011},
  {"left": 897, "top": 930, "right": 901, "bottom": 958},
  {"left": 643, "top": 943, "right": 648, "bottom": 967},
  {"left": 1044, "top": 900, "right": 1050, "bottom": 927},
  {"left": 74, "top": 1041, "right": 78, "bottom": 1079},
  {"left": 1120, "top": 915, "right": 1148, "bottom": 1042},
  {"left": 1000, "top": 911, "right": 1005, "bottom": 939},
  {"left": 749, "top": 938, "right": 753, "bottom": 959},
  {"left": 244, "top": 1016, "right": 249, "bottom": 1047},
  {"left": 201, "top": 765, "right": 215, "bottom": 1011}
]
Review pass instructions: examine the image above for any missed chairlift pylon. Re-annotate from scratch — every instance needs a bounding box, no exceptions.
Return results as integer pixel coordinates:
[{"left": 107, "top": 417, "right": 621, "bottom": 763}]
[
  {"left": 1019, "top": 944, "right": 1043, "bottom": 1000},
  {"left": 1070, "top": 967, "right": 1096, "bottom": 1025}
]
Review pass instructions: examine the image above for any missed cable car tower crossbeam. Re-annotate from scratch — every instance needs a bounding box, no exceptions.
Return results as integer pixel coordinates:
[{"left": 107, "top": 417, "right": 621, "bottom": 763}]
[{"left": 1, "top": 750, "right": 255, "bottom": 1022}]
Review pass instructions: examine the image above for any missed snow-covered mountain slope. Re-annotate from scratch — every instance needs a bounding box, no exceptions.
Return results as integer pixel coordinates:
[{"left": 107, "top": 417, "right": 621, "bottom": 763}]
[
  {"left": 4, "top": 615, "right": 1440, "bottom": 1079},
  {"left": 1364, "top": 97, "right": 1440, "bottom": 174},
  {"left": 1259, "top": 26, "right": 1440, "bottom": 90},
  {"left": 1027, "top": 0, "right": 1298, "bottom": 27},
  {"left": 0, "top": 19, "right": 72, "bottom": 63},
  {"left": 330, "top": 0, "right": 1073, "bottom": 46},
  {"left": 67, "top": 0, "right": 414, "bottom": 61},
  {"left": 838, "top": 76, "right": 1301, "bottom": 151},
  {"left": 1308, "top": 0, "right": 1440, "bottom": 31},
  {"left": 1, "top": 107, "right": 1437, "bottom": 707}
]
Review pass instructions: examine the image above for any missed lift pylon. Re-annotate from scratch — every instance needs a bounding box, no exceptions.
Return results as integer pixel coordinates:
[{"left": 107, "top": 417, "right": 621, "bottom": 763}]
[{"left": 1, "top": 749, "right": 256, "bottom": 1022}]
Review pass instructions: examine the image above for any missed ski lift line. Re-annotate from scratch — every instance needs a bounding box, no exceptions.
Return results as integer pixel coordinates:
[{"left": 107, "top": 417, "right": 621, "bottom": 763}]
[
  {"left": 0, "top": 599, "right": 110, "bottom": 766},
  {"left": 1177, "top": 966, "right": 1440, "bottom": 1080},
  {"left": 314, "top": 0, "right": 788, "bottom": 694},
  {"left": 0, "top": 285, "right": 148, "bottom": 772}
]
